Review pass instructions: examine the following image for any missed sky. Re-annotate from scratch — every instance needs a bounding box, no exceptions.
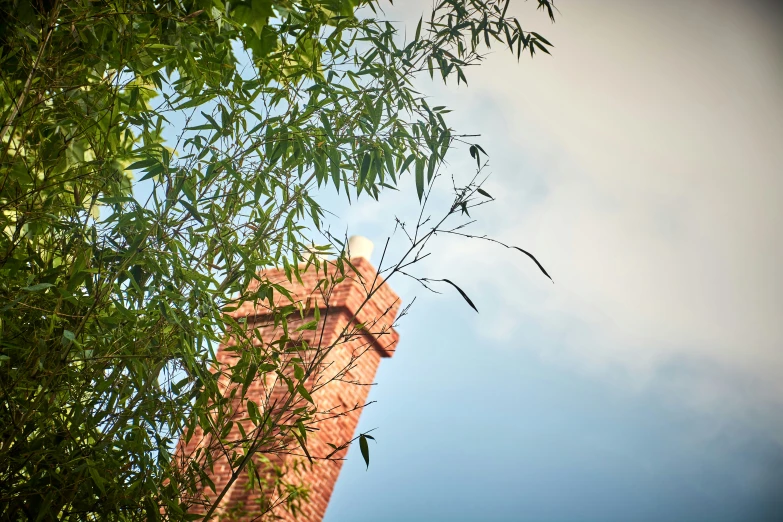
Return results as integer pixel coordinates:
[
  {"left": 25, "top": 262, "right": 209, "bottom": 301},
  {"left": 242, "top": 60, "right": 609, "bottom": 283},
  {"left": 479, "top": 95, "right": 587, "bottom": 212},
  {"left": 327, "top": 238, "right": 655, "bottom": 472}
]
[
  {"left": 146, "top": 1, "right": 783, "bottom": 519},
  {"left": 310, "top": 1, "right": 783, "bottom": 521}
]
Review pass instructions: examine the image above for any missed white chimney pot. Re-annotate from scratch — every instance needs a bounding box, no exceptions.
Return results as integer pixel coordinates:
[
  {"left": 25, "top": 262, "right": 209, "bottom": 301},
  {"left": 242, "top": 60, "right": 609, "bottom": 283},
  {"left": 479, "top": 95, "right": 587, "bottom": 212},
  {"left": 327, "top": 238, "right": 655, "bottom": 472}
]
[{"left": 347, "top": 235, "right": 374, "bottom": 260}]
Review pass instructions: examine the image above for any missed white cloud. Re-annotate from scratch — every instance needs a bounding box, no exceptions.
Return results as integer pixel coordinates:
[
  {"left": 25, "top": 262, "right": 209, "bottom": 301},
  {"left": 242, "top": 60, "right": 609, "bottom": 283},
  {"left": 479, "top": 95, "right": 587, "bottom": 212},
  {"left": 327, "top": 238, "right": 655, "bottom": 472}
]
[{"left": 333, "top": 0, "right": 783, "bottom": 425}]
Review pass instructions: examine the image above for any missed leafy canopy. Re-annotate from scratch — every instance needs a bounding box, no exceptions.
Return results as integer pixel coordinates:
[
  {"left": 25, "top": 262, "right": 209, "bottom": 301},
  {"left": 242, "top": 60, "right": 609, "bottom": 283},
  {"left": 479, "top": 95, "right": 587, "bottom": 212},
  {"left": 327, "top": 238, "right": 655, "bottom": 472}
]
[{"left": 0, "top": 0, "right": 554, "bottom": 519}]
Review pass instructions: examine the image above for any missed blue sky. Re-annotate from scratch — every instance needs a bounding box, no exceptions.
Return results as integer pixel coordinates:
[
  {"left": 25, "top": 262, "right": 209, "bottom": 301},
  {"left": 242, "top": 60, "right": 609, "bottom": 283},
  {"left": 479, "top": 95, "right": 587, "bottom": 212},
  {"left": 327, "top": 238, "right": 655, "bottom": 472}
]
[{"left": 312, "top": 1, "right": 783, "bottom": 520}]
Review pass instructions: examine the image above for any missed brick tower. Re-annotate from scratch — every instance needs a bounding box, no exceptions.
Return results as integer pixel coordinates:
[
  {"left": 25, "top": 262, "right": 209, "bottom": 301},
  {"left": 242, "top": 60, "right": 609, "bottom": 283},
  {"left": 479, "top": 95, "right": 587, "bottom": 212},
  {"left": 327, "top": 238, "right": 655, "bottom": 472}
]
[{"left": 179, "top": 237, "right": 401, "bottom": 521}]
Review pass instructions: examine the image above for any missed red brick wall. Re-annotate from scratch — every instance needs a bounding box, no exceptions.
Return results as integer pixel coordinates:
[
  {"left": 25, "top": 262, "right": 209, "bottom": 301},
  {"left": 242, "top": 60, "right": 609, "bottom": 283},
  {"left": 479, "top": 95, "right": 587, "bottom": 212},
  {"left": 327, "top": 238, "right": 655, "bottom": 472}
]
[{"left": 178, "top": 257, "right": 400, "bottom": 521}]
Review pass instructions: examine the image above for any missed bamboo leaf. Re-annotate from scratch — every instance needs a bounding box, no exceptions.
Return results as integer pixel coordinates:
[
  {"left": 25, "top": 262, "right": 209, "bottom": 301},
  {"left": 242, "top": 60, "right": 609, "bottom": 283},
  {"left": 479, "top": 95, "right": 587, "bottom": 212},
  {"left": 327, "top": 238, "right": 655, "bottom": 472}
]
[
  {"left": 513, "top": 247, "right": 553, "bottom": 281},
  {"left": 22, "top": 283, "right": 53, "bottom": 292},
  {"left": 442, "top": 278, "right": 478, "bottom": 313},
  {"left": 415, "top": 157, "right": 425, "bottom": 200},
  {"left": 297, "top": 384, "right": 314, "bottom": 403},
  {"left": 359, "top": 433, "right": 371, "bottom": 470}
]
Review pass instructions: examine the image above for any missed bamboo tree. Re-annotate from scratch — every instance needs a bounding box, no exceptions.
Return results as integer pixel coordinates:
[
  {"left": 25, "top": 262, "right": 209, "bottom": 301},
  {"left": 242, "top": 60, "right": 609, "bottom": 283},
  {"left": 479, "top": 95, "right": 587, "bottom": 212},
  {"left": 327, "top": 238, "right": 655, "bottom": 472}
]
[{"left": 0, "top": 0, "right": 555, "bottom": 519}]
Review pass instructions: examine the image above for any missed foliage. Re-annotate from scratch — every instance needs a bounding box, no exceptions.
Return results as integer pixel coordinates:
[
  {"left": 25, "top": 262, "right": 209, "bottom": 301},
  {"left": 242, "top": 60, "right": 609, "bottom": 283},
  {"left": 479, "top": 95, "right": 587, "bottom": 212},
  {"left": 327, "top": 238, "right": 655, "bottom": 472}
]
[{"left": 0, "top": 0, "right": 554, "bottom": 519}]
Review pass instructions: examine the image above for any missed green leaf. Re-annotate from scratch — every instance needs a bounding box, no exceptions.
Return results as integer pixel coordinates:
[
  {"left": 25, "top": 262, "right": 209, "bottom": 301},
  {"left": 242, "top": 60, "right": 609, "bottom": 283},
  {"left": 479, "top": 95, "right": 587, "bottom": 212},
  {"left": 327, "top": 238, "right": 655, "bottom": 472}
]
[
  {"left": 221, "top": 105, "right": 231, "bottom": 133},
  {"left": 62, "top": 329, "right": 76, "bottom": 345},
  {"left": 243, "top": 363, "right": 257, "bottom": 395},
  {"left": 400, "top": 153, "right": 416, "bottom": 174},
  {"left": 442, "top": 278, "right": 478, "bottom": 313},
  {"left": 179, "top": 199, "right": 204, "bottom": 225},
  {"left": 297, "top": 384, "right": 314, "bottom": 404},
  {"left": 477, "top": 188, "right": 492, "bottom": 198},
  {"left": 359, "top": 433, "right": 371, "bottom": 470},
  {"left": 469, "top": 145, "right": 480, "bottom": 168},
  {"left": 512, "top": 247, "right": 553, "bottom": 282},
  {"left": 247, "top": 400, "right": 261, "bottom": 424},
  {"left": 415, "top": 157, "right": 425, "bottom": 200},
  {"left": 331, "top": 149, "right": 342, "bottom": 192},
  {"left": 359, "top": 152, "right": 372, "bottom": 187},
  {"left": 293, "top": 430, "right": 313, "bottom": 464},
  {"left": 427, "top": 151, "right": 437, "bottom": 182},
  {"left": 125, "top": 157, "right": 158, "bottom": 170},
  {"left": 532, "top": 39, "right": 551, "bottom": 55},
  {"left": 22, "top": 283, "right": 53, "bottom": 292},
  {"left": 530, "top": 32, "right": 554, "bottom": 47},
  {"left": 88, "top": 466, "right": 106, "bottom": 495},
  {"left": 295, "top": 320, "right": 318, "bottom": 331}
]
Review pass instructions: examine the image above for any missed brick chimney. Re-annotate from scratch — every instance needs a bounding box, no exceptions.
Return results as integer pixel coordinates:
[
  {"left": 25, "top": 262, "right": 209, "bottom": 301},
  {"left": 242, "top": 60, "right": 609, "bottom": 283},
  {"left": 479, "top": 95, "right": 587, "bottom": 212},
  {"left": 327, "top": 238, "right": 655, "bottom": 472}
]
[{"left": 178, "top": 237, "right": 401, "bottom": 521}]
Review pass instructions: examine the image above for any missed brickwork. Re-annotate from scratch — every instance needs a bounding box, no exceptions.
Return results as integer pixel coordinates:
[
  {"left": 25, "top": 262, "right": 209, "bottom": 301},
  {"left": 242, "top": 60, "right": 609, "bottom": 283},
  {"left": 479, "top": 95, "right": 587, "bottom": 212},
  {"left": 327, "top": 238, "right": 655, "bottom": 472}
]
[{"left": 179, "top": 257, "right": 400, "bottom": 521}]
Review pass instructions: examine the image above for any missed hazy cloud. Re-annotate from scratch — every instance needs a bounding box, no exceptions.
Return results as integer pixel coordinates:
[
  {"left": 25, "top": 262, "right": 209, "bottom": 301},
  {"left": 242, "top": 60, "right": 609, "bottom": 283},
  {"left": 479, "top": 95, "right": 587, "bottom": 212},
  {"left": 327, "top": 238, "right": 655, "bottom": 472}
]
[{"left": 336, "top": 0, "right": 783, "bottom": 425}]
